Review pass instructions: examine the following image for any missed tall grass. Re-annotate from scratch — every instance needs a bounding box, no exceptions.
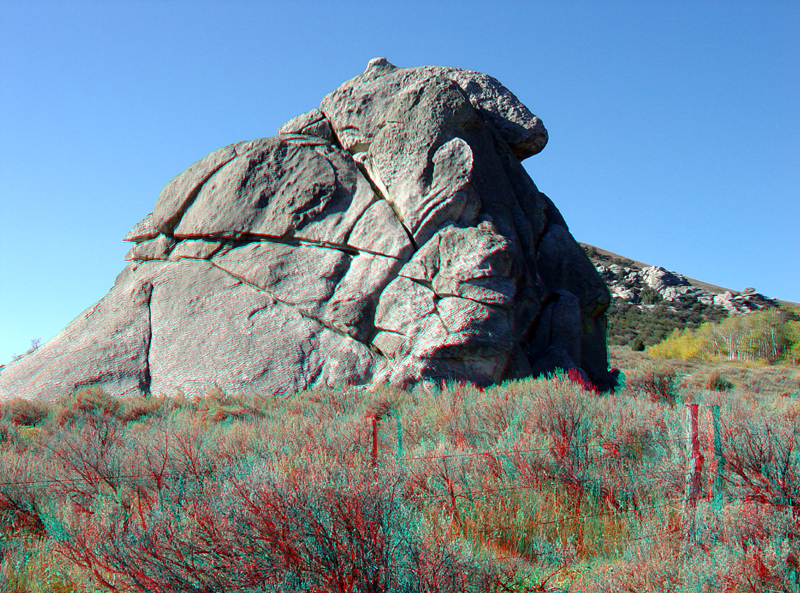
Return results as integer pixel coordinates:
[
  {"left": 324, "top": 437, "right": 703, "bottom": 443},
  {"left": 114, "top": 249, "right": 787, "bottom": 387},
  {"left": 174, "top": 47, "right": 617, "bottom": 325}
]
[{"left": 0, "top": 351, "right": 799, "bottom": 591}]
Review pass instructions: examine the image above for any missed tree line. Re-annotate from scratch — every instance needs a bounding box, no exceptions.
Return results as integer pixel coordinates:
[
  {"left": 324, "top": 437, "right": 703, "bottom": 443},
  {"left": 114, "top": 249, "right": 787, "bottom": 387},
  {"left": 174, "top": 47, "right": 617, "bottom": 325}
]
[
  {"left": 648, "top": 307, "right": 800, "bottom": 364},
  {"left": 607, "top": 298, "right": 728, "bottom": 349}
]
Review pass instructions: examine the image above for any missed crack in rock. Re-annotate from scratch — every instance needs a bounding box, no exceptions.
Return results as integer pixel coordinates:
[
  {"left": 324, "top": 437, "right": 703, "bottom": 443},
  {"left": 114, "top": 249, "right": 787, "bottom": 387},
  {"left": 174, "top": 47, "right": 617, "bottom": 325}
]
[
  {"left": 204, "top": 259, "right": 382, "bottom": 354},
  {"left": 142, "top": 281, "right": 154, "bottom": 394},
  {"left": 352, "top": 154, "right": 418, "bottom": 251}
]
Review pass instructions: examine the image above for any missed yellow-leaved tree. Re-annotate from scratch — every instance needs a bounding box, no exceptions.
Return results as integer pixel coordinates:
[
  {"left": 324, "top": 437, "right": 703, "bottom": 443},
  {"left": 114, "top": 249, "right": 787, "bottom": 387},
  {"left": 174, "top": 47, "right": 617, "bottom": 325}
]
[
  {"left": 648, "top": 307, "right": 800, "bottom": 364},
  {"left": 647, "top": 328, "right": 707, "bottom": 360}
]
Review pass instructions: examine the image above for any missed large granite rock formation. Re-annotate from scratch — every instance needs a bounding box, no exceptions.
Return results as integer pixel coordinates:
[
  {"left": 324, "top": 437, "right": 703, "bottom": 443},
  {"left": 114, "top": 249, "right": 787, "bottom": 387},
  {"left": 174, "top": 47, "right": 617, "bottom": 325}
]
[{"left": 0, "top": 58, "right": 613, "bottom": 401}]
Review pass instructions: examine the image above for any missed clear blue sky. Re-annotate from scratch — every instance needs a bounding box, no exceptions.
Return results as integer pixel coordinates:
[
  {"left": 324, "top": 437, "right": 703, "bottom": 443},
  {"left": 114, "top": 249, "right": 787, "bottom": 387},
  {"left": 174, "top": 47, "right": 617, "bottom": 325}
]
[{"left": 1, "top": 0, "right": 798, "bottom": 364}]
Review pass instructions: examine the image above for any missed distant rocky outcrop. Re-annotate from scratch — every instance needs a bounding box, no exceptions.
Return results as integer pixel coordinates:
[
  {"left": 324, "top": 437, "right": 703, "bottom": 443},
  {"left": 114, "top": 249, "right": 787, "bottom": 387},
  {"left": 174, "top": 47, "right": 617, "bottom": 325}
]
[
  {"left": 584, "top": 244, "right": 780, "bottom": 315},
  {"left": 711, "top": 287, "right": 781, "bottom": 315},
  {"left": 581, "top": 244, "right": 785, "bottom": 348},
  {"left": 0, "top": 59, "right": 614, "bottom": 401}
]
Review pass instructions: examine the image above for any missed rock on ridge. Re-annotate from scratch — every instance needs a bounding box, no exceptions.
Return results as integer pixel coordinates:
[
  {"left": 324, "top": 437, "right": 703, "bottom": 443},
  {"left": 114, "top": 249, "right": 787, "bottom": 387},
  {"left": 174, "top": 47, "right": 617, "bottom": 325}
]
[
  {"left": 586, "top": 245, "right": 781, "bottom": 315},
  {"left": 0, "top": 59, "right": 613, "bottom": 401},
  {"left": 319, "top": 57, "right": 548, "bottom": 160}
]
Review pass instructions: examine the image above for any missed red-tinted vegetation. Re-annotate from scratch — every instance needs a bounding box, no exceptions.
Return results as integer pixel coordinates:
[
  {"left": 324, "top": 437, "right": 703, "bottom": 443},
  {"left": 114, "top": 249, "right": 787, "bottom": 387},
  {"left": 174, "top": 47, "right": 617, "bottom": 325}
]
[{"left": 1, "top": 350, "right": 799, "bottom": 591}]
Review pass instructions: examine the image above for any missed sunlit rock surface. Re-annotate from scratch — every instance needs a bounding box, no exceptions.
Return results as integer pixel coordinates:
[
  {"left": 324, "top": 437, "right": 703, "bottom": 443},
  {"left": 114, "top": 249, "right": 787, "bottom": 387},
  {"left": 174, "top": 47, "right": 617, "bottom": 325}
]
[{"left": 0, "top": 58, "right": 613, "bottom": 400}]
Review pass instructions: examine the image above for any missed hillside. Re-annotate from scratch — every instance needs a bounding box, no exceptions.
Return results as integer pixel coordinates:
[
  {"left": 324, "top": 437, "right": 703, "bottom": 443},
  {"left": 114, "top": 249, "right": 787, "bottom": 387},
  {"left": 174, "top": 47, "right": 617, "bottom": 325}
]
[{"left": 580, "top": 243, "right": 795, "bottom": 348}]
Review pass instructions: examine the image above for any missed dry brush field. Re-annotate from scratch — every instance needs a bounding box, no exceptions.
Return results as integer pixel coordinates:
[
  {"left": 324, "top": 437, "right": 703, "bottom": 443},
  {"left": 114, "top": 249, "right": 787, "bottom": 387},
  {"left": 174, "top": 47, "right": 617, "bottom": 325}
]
[{"left": 1, "top": 346, "right": 799, "bottom": 592}]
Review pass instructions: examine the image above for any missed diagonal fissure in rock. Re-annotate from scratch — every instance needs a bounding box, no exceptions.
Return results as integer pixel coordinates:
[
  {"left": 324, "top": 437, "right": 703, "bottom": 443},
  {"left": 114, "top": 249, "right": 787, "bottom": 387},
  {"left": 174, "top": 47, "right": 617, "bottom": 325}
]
[
  {"left": 174, "top": 232, "right": 405, "bottom": 261},
  {"left": 432, "top": 297, "right": 452, "bottom": 335},
  {"left": 202, "top": 259, "right": 384, "bottom": 357},
  {"left": 141, "top": 281, "right": 154, "bottom": 394},
  {"left": 318, "top": 108, "right": 345, "bottom": 151},
  {"left": 353, "top": 158, "right": 418, "bottom": 251}
]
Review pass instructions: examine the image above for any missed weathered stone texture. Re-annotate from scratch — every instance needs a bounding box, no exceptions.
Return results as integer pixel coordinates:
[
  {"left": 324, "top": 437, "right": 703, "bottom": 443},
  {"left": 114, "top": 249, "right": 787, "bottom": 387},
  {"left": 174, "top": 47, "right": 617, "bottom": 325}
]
[
  {"left": 0, "top": 58, "right": 614, "bottom": 400},
  {"left": 0, "top": 266, "right": 153, "bottom": 401},
  {"left": 320, "top": 57, "right": 548, "bottom": 159},
  {"left": 277, "top": 108, "right": 334, "bottom": 142}
]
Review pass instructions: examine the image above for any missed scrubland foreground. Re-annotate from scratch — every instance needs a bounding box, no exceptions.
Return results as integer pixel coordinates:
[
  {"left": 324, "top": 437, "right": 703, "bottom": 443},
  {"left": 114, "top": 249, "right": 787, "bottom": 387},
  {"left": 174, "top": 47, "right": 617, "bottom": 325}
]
[{"left": 1, "top": 347, "right": 799, "bottom": 592}]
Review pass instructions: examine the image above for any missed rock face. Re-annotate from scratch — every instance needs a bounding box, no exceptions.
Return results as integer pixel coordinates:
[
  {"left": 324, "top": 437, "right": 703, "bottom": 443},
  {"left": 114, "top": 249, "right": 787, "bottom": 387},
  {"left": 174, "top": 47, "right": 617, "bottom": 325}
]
[
  {"left": 0, "top": 59, "right": 614, "bottom": 401},
  {"left": 587, "top": 246, "right": 781, "bottom": 315}
]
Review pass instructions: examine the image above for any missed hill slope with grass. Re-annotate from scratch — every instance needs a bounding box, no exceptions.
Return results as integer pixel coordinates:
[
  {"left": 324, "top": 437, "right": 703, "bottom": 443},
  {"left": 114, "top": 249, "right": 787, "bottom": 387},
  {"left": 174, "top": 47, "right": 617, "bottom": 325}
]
[{"left": 580, "top": 243, "right": 798, "bottom": 349}]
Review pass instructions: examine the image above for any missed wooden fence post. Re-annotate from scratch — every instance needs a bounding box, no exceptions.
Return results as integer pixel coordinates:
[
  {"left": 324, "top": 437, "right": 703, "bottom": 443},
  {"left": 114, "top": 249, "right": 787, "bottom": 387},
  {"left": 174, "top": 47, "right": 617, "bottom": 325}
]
[
  {"left": 684, "top": 403, "right": 704, "bottom": 543},
  {"left": 711, "top": 405, "right": 725, "bottom": 500}
]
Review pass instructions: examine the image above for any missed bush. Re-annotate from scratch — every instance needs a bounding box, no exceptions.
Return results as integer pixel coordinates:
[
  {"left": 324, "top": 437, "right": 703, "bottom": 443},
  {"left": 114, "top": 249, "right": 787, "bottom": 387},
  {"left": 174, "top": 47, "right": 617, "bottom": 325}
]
[
  {"left": 639, "top": 286, "right": 663, "bottom": 305},
  {"left": 119, "top": 393, "right": 168, "bottom": 423},
  {"left": 53, "top": 386, "right": 120, "bottom": 426},
  {"left": 607, "top": 299, "right": 728, "bottom": 350},
  {"left": 5, "top": 363, "right": 800, "bottom": 591},
  {"left": 0, "top": 398, "right": 50, "bottom": 427},
  {"left": 705, "top": 370, "right": 734, "bottom": 392},
  {"left": 624, "top": 365, "right": 681, "bottom": 406},
  {"left": 648, "top": 328, "right": 706, "bottom": 360},
  {"left": 721, "top": 411, "right": 800, "bottom": 511}
]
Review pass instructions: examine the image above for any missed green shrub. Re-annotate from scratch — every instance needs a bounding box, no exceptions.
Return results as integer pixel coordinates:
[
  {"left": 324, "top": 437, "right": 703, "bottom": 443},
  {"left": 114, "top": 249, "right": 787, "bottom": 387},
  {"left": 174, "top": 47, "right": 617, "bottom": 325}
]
[
  {"left": 607, "top": 299, "right": 728, "bottom": 349},
  {"left": 624, "top": 364, "right": 681, "bottom": 406},
  {"left": 0, "top": 398, "right": 50, "bottom": 427},
  {"left": 705, "top": 370, "right": 734, "bottom": 392},
  {"left": 639, "top": 286, "right": 663, "bottom": 305},
  {"left": 53, "top": 385, "right": 120, "bottom": 426},
  {"left": 3, "top": 358, "right": 800, "bottom": 591}
]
